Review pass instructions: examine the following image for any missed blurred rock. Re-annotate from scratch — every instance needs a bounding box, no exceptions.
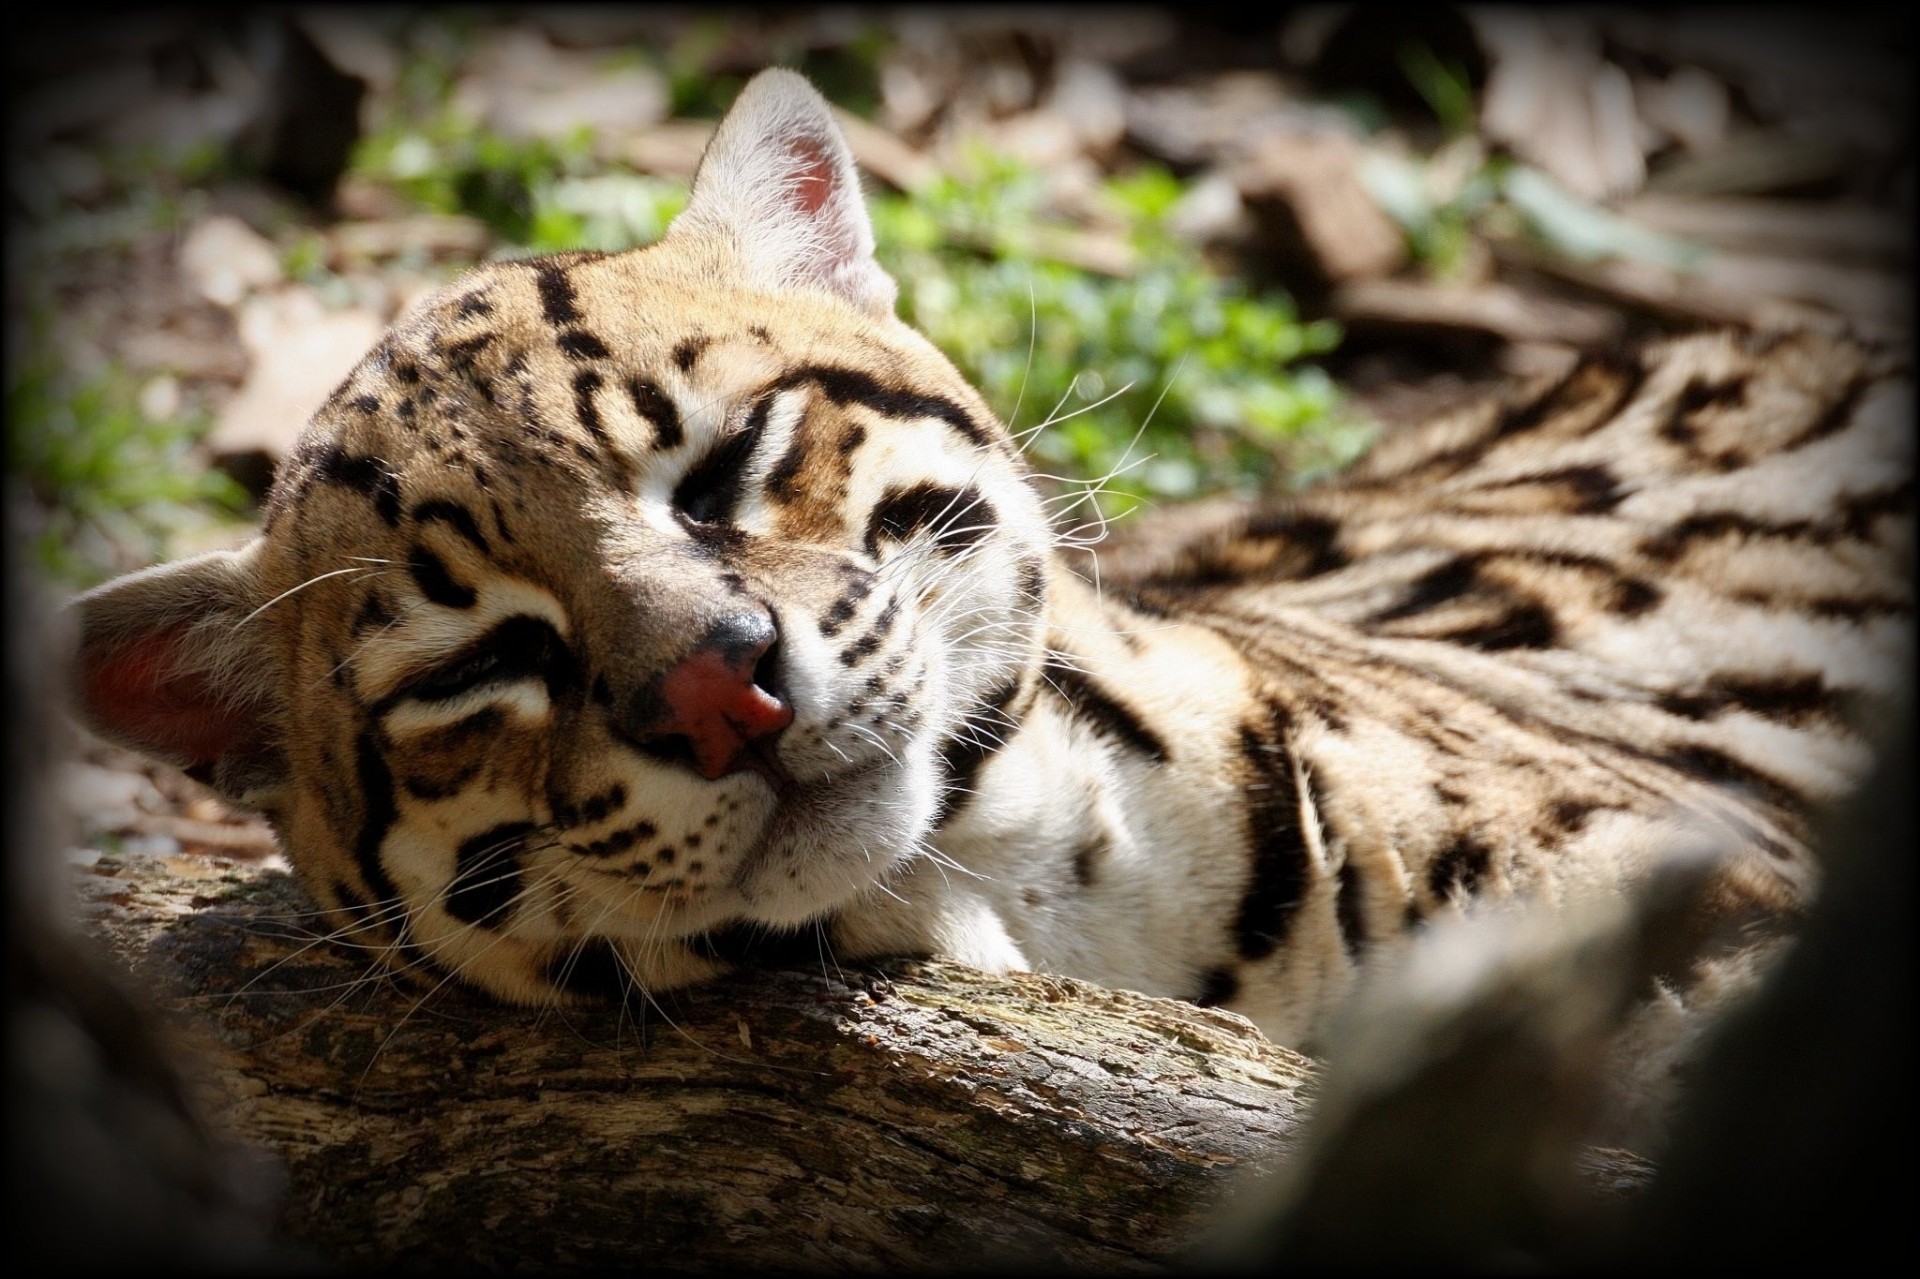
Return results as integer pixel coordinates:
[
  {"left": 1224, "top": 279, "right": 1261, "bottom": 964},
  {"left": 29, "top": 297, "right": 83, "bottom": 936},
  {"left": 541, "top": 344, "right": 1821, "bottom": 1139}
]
[
  {"left": 1332, "top": 278, "right": 1622, "bottom": 349},
  {"left": 207, "top": 288, "right": 383, "bottom": 495},
  {"left": 179, "top": 215, "right": 283, "bottom": 309},
  {"left": 1635, "top": 66, "right": 1732, "bottom": 156},
  {"left": 452, "top": 26, "right": 668, "bottom": 146},
  {"left": 1231, "top": 131, "right": 1406, "bottom": 289},
  {"left": 1475, "top": 9, "right": 1646, "bottom": 201},
  {"left": 1126, "top": 72, "right": 1355, "bottom": 168}
]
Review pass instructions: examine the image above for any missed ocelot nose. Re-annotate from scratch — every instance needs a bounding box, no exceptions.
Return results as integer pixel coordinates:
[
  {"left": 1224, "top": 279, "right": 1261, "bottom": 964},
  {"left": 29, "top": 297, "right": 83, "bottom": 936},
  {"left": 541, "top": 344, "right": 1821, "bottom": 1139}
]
[{"left": 625, "top": 610, "right": 794, "bottom": 780}]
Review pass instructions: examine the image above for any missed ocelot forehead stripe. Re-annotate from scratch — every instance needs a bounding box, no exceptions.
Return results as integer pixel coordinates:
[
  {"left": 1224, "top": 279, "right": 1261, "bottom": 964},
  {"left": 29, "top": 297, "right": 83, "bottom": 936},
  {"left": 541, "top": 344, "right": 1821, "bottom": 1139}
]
[{"left": 775, "top": 364, "right": 996, "bottom": 452}]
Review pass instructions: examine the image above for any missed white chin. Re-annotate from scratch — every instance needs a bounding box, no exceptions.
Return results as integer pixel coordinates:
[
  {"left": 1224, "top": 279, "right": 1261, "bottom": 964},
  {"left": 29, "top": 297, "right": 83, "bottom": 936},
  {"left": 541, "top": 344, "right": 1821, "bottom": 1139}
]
[{"left": 734, "top": 748, "right": 938, "bottom": 927}]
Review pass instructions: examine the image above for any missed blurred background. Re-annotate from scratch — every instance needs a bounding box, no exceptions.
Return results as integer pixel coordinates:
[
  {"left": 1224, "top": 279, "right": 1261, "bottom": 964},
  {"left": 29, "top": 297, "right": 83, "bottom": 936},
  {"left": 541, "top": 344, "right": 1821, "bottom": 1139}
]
[
  {"left": 4, "top": 10, "right": 1911, "bottom": 1269},
  {"left": 9, "top": 7, "right": 1909, "bottom": 585},
  {"left": 8, "top": 3, "right": 1909, "bottom": 872}
]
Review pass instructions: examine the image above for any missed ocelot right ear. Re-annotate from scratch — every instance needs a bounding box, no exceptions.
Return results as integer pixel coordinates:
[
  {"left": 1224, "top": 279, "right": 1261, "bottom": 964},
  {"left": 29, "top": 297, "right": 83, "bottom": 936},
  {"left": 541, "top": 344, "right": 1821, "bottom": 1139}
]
[
  {"left": 67, "top": 541, "right": 290, "bottom": 811},
  {"left": 666, "top": 66, "right": 898, "bottom": 317}
]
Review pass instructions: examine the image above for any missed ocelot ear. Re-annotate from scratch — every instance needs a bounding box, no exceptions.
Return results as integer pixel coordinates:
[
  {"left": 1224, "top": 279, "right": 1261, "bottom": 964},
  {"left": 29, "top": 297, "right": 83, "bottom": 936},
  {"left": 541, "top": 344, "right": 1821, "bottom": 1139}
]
[
  {"left": 668, "top": 67, "right": 897, "bottom": 316},
  {"left": 67, "top": 542, "right": 289, "bottom": 811}
]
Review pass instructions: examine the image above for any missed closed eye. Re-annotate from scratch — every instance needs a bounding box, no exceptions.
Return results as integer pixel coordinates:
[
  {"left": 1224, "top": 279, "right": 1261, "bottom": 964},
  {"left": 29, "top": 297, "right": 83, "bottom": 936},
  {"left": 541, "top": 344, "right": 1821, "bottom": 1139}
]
[
  {"left": 400, "top": 617, "right": 574, "bottom": 702},
  {"left": 672, "top": 400, "right": 769, "bottom": 526}
]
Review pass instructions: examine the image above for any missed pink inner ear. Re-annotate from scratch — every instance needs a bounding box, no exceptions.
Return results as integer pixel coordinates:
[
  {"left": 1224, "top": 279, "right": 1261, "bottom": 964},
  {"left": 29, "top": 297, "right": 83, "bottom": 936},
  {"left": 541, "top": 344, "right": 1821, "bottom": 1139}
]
[
  {"left": 785, "top": 135, "right": 837, "bottom": 216},
  {"left": 78, "top": 628, "right": 254, "bottom": 768}
]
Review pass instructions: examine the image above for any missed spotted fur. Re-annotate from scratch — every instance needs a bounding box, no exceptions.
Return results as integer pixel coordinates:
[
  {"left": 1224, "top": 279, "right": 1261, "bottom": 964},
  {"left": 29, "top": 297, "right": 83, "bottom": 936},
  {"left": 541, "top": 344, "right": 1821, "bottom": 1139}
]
[{"left": 71, "top": 71, "right": 1911, "bottom": 1049}]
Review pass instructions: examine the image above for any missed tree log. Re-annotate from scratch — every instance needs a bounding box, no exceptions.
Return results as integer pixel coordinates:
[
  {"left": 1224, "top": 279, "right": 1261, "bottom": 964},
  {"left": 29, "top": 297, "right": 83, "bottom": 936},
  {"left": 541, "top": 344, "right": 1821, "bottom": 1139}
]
[{"left": 70, "top": 852, "right": 1315, "bottom": 1271}]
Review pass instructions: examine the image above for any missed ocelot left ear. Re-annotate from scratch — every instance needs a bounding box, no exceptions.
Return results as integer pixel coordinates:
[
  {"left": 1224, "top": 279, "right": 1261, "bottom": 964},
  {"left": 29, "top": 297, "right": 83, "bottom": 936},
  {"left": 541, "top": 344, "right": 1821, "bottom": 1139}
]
[
  {"left": 666, "top": 67, "right": 898, "bottom": 317},
  {"left": 66, "top": 542, "right": 291, "bottom": 812}
]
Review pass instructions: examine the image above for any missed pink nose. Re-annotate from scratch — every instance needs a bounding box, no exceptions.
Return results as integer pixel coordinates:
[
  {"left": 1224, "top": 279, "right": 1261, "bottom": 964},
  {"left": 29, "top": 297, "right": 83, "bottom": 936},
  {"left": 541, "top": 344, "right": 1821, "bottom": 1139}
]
[{"left": 637, "top": 619, "right": 793, "bottom": 780}]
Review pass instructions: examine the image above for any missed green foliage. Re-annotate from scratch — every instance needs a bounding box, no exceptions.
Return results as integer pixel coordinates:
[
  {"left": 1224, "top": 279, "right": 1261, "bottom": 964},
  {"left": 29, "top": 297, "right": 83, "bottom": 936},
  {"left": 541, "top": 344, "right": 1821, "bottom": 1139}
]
[
  {"left": 872, "top": 153, "right": 1360, "bottom": 514},
  {"left": 8, "top": 352, "right": 248, "bottom": 586},
  {"left": 349, "top": 31, "right": 1359, "bottom": 514}
]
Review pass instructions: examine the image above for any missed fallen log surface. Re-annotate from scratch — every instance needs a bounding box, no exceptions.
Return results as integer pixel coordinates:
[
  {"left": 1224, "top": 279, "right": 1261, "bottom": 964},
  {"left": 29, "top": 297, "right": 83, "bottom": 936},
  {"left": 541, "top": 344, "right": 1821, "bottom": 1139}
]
[{"left": 71, "top": 852, "right": 1315, "bottom": 1271}]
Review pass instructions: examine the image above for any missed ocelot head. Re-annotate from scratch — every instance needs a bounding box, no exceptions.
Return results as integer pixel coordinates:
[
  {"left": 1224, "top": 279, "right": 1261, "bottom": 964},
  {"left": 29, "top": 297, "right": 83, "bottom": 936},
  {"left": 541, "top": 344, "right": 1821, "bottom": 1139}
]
[{"left": 71, "top": 70, "right": 1054, "bottom": 1002}]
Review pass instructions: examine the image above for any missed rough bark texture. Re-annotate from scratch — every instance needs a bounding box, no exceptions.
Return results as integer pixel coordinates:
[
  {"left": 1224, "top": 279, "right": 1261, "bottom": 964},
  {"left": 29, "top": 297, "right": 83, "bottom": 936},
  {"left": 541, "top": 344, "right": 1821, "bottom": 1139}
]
[{"left": 71, "top": 852, "right": 1315, "bottom": 1271}]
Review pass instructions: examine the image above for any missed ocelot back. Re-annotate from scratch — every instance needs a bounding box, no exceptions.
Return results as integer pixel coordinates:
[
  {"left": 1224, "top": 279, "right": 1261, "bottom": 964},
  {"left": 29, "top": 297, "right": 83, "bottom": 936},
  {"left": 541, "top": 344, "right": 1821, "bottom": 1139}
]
[{"left": 70, "top": 70, "right": 1911, "bottom": 1050}]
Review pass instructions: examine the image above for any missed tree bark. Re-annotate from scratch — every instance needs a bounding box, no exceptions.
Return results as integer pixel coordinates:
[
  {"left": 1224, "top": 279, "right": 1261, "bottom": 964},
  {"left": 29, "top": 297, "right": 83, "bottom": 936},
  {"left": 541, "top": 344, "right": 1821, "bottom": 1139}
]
[{"left": 71, "top": 852, "right": 1315, "bottom": 1271}]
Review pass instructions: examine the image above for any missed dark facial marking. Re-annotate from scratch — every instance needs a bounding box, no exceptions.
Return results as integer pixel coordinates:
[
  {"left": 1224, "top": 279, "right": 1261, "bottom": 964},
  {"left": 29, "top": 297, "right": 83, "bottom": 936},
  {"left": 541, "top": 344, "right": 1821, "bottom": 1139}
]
[
  {"left": 408, "top": 546, "right": 478, "bottom": 610},
  {"left": 865, "top": 483, "right": 995, "bottom": 557},
  {"left": 446, "top": 823, "right": 533, "bottom": 926},
  {"left": 672, "top": 336, "right": 709, "bottom": 372},
  {"left": 673, "top": 398, "right": 769, "bottom": 525},
  {"left": 313, "top": 447, "right": 402, "bottom": 526},
  {"left": 932, "top": 677, "right": 1024, "bottom": 827},
  {"left": 411, "top": 500, "right": 490, "bottom": 554},
  {"left": 630, "top": 379, "right": 683, "bottom": 450},
  {"left": 547, "top": 940, "right": 628, "bottom": 998},
  {"left": 1334, "top": 859, "right": 1367, "bottom": 960}
]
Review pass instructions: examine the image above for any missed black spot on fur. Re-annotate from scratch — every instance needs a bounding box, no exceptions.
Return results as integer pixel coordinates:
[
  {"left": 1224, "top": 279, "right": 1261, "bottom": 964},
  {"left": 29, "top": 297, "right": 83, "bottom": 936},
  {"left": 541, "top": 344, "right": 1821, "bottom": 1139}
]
[
  {"left": 446, "top": 823, "right": 533, "bottom": 926},
  {"left": 1550, "top": 799, "right": 1598, "bottom": 832},
  {"left": 1071, "top": 834, "right": 1109, "bottom": 886},
  {"left": 1640, "top": 512, "right": 1808, "bottom": 563},
  {"left": 1240, "top": 509, "right": 1350, "bottom": 578},
  {"left": 1234, "top": 717, "right": 1307, "bottom": 961},
  {"left": 572, "top": 368, "right": 610, "bottom": 442},
  {"left": 351, "top": 394, "right": 380, "bottom": 414},
  {"left": 446, "top": 333, "right": 495, "bottom": 370},
  {"left": 352, "top": 594, "right": 396, "bottom": 635},
  {"left": 1043, "top": 657, "right": 1170, "bottom": 762},
  {"left": 1443, "top": 601, "right": 1559, "bottom": 651},
  {"left": 351, "top": 730, "right": 404, "bottom": 907},
  {"left": 672, "top": 336, "right": 709, "bottom": 372},
  {"left": 1374, "top": 556, "right": 1482, "bottom": 623},
  {"left": 1612, "top": 578, "right": 1664, "bottom": 616},
  {"left": 456, "top": 291, "right": 494, "bottom": 319},
  {"left": 314, "top": 448, "right": 402, "bottom": 525},
  {"left": 408, "top": 546, "right": 477, "bottom": 609},
  {"left": 1195, "top": 967, "right": 1240, "bottom": 1007},
  {"left": 558, "top": 329, "right": 610, "bottom": 360},
  {"left": 1427, "top": 834, "right": 1492, "bottom": 900},
  {"left": 533, "top": 262, "right": 580, "bottom": 324},
  {"left": 1334, "top": 859, "right": 1367, "bottom": 960},
  {"left": 1519, "top": 464, "right": 1623, "bottom": 513},
  {"left": 765, "top": 436, "right": 808, "bottom": 502}
]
